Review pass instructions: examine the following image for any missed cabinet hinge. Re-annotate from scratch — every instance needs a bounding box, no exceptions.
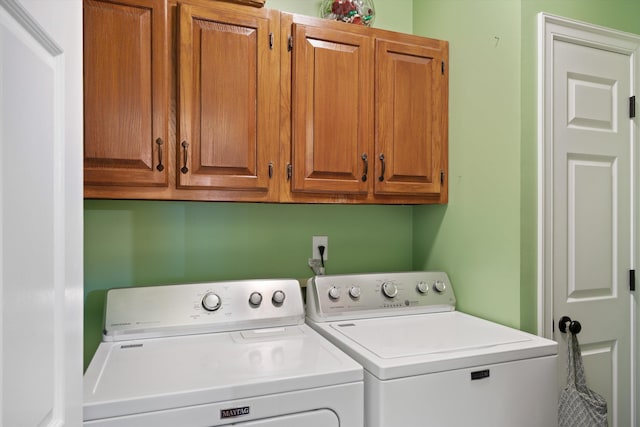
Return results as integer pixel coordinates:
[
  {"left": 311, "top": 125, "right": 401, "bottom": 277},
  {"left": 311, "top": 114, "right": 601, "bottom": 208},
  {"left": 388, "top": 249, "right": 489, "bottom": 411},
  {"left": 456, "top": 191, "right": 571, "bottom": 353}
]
[
  {"left": 630, "top": 96, "right": 636, "bottom": 118},
  {"left": 288, "top": 35, "right": 293, "bottom": 52},
  {"left": 630, "top": 269, "right": 636, "bottom": 291},
  {"left": 269, "top": 32, "right": 274, "bottom": 50},
  {"left": 287, "top": 163, "right": 292, "bottom": 180},
  {"left": 440, "top": 170, "right": 445, "bottom": 185},
  {"left": 441, "top": 61, "right": 445, "bottom": 75}
]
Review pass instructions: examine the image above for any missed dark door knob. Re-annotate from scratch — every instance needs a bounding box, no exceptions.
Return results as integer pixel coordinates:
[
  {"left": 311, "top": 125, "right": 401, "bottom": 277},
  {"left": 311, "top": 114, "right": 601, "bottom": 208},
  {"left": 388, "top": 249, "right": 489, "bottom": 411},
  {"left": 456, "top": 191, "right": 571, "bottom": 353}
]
[{"left": 559, "top": 316, "right": 581, "bottom": 334}]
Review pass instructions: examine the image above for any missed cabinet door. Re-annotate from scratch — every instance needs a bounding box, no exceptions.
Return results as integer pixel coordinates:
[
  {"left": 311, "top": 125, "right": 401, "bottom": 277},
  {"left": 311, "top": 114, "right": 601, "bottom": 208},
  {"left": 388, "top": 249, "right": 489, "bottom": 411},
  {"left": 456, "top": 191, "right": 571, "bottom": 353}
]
[
  {"left": 290, "top": 23, "right": 374, "bottom": 194},
  {"left": 83, "top": 0, "right": 168, "bottom": 187},
  {"left": 177, "top": 4, "right": 279, "bottom": 194},
  {"left": 375, "top": 38, "right": 448, "bottom": 199}
]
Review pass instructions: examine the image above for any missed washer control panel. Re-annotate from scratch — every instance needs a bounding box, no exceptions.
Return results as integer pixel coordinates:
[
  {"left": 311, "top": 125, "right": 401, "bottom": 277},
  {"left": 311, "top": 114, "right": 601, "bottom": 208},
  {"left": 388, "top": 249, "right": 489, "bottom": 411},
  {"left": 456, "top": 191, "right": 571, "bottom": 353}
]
[
  {"left": 306, "top": 271, "right": 456, "bottom": 322},
  {"left": 104, "top": 279, "right": 304, "bottom": 341}
]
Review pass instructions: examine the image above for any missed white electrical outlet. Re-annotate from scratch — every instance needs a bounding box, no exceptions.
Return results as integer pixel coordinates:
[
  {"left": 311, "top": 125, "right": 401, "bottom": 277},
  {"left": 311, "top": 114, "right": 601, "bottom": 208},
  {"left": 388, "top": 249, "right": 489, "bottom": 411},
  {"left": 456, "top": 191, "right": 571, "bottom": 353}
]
[{"left": 312, "top": 235, "right": 328, "bottom": 260}]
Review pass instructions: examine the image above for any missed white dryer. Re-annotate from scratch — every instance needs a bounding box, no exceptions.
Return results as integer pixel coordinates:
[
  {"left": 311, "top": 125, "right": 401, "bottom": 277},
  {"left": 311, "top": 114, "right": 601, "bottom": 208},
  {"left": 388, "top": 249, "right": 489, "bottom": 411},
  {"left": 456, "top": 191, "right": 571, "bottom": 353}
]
[
  {"left": 306, "top": 271, "right": 558, "bottom": 427},
  {"left": 83, "top": 279, "right": 363, "bottom": 426}
]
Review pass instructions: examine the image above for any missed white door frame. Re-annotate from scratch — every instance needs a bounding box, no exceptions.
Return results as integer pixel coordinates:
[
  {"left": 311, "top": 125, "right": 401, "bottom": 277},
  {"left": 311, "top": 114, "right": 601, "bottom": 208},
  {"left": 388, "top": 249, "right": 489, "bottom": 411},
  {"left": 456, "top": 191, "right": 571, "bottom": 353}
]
[{"left": 537, "top": 12, "right": 639, "bottom": 425}]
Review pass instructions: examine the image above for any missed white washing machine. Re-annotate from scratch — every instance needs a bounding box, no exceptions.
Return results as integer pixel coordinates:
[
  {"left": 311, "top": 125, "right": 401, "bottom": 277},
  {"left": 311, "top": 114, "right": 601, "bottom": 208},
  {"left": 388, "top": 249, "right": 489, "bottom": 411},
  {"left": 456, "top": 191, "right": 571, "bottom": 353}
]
[
  {"left": 83, "top": 279, "right": 363, "bottom": 426},
  {"left": 306, "top": 271, "right": 558, "bottom": 427}
]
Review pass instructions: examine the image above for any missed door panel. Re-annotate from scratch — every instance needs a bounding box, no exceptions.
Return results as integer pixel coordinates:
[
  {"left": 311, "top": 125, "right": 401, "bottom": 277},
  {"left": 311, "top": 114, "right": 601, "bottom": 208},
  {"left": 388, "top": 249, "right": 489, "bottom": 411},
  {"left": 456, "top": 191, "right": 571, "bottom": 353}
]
[
  {"left": 290, "top": 23, "right": 373, "bottom": 194},
  {"left": 83, "top": 0, "right": 168, "bottom": 187},
  {"left": 567, "top": 73, "right": 617, "bottom": 131},
  {"left": 568, "top": 155, "right": 615, "bottom": 298},
  {"left": 375, "top": 38, "right": 446, "bottom": 196},
  {"left": 177, "top": 4, "right": 279, "bottom": 193},
  {"left": 1, "top": 0, "right": 83, "bottom": 425},
  {"left": 551, "top": 35, "right": 633, "bottom": 427}
]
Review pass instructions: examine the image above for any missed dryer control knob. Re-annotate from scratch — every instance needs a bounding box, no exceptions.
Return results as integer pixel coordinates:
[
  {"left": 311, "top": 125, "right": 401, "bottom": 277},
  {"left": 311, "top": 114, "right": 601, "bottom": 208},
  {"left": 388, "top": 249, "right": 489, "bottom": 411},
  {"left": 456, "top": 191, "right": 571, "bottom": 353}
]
[
  {"left": 249, "top": 291, "right": 263, "bottom": 307},
  {"left": 381, "top": 281, "right": 398, "bottom": 298},
  {"left": 348, "top": 286, "right": 361, "bottom": 299},
  {"left": 202, "top": 292, "right": 221, "bottom": 311},
  {"left": 416, "top": 281, "right": 429, "bottom": 294},
  {"left": 433, "top": 280, "right": 447, "bottom": 293},
  {"left": 328, "top": 286, "right": 341, "bottom": 300},
  {"left": 272, "top": 290, "right": 286, "bottom": 305}
]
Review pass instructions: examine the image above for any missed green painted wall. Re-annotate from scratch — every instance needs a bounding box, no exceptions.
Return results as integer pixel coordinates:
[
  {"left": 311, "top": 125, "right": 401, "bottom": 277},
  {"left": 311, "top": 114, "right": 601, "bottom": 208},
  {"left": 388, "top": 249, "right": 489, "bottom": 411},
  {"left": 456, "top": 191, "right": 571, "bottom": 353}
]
[
  {"left": 412, "top": 0, "right": 522, "bottom": 328},
  {"left": 84, "top": 0, "right": 415, "bottom": 371}
]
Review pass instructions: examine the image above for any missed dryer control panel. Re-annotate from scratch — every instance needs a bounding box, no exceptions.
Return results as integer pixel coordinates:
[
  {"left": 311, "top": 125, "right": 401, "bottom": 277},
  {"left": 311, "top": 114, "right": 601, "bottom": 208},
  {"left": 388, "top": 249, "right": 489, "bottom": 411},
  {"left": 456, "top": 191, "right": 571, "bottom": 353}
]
[
  {"left": 306, "top": 271, "right": 456, "bottom": 322},
  {"left": 103, "top": 279, "right": 304, "bottom": 341}
]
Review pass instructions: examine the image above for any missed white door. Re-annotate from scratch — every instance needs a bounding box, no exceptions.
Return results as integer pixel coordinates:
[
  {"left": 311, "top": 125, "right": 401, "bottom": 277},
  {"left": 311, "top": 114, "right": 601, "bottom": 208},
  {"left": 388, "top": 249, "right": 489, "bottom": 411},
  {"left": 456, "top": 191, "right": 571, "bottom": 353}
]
[
  {"left": 540, "top": 14, "right": 639, "bottom": 427},
  {"left": 0, "top": 0, "right": 83, "bottom": 426}
]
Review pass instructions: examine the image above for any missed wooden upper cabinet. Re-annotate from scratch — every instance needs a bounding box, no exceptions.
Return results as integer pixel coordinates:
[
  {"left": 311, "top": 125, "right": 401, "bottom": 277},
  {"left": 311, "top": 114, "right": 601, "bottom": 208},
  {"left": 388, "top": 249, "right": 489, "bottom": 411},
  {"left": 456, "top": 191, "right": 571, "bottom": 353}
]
[
  {"left": 290, "top": 22, "right": 374, "bottom": 195},
  {"left": 83, "top": 3, "right": 448, "bottom": 204},
  {"left": 375, "top": 37, "right": 448, "bottom": 201},
  {"left": 83, "top": 0, "right": 168, "bottom": 187},
  {"left": 282, "top": 14, "right": 448, "bottom": 204},
  {"left": 177, "top": 3, "right": 279, "bottom": 194}
]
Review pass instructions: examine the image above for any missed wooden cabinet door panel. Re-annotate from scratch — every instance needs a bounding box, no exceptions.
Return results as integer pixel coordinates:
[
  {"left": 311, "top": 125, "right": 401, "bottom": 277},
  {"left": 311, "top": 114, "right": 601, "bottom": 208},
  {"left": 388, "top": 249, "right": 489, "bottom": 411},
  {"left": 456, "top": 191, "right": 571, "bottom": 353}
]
[
  {"left": 291, "top": 23, "right": 373, "bottom": 194},
  {"left": 178, "top": 4, "right": 278, "bottom": 193},
  {"left": 83, "top": 0, "right": 168, "bottom": 187},
  {"left": 375, "top": 38, "right": 447, "bottom": 197}
]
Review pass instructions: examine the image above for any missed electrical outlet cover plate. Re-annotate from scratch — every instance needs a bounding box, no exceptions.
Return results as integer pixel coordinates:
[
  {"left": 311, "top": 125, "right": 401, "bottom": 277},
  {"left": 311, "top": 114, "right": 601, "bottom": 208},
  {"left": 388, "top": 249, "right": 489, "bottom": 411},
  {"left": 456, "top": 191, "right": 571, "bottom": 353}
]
[{"left": 312, "top": 235, "right": 328, "bottom": 260}]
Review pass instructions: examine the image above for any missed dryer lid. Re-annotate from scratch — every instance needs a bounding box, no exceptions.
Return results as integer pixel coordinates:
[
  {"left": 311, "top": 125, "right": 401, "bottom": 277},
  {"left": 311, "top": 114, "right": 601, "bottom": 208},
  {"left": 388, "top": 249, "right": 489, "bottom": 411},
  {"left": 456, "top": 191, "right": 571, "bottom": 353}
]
[{"left": 83, "top": 324, "right": 362, "bottom": 421}]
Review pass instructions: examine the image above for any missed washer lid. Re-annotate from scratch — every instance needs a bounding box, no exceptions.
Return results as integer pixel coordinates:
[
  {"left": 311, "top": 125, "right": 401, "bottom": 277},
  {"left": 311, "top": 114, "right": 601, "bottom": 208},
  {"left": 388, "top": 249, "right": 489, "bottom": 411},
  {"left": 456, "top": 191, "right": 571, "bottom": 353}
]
[
  {"left": 83, "top": 324, "right": 362, "bottom": 421},
  {"left": 321, "top": 311, "right": 557, "bottom": 379}
]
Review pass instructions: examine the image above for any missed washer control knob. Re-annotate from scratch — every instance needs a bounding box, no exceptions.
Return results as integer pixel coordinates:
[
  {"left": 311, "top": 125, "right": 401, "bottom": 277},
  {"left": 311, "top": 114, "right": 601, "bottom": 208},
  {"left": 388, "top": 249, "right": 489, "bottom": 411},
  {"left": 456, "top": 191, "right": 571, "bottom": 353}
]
[
  {"left": 433, "top": 280, "right": 447, "bottom": 293},
  {"left": 202, "top": 292, "right": 221, "bottom": 311},
  {"left": 328, "top": 286, "right": 341, "bottom": 300},
  {"left": 416, "top": 281, "right": 429, "bottom": 294},
  {"left": 249, "top": 291, "right": 263, "bottom": 307},
  {"left": 348, "top": 286, "right": 361, "bottom": 299},
  {"left": 272, "top": 290, "right": 286, "bottom": 305},
  {"left": 381, "top": 281, "right": 398, "bottom": 298}
]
